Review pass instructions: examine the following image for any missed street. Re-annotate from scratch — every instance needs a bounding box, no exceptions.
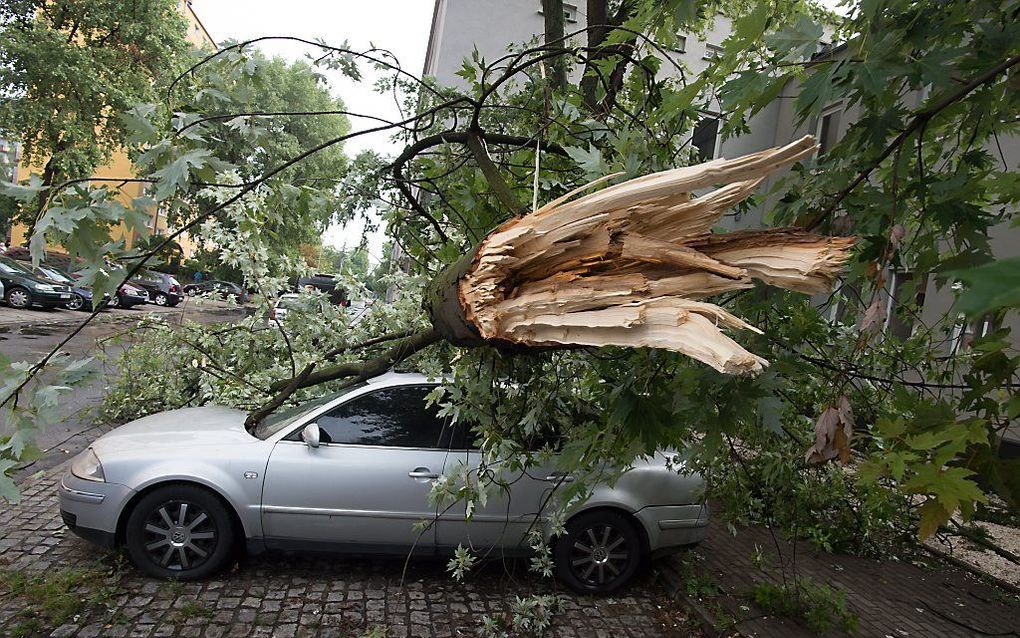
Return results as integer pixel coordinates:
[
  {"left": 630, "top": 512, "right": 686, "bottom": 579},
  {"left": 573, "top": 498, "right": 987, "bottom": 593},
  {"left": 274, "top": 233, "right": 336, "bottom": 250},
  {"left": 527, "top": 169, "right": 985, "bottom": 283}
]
[{"left": 1, "top": 300, "right": 249, "bottom": 483}]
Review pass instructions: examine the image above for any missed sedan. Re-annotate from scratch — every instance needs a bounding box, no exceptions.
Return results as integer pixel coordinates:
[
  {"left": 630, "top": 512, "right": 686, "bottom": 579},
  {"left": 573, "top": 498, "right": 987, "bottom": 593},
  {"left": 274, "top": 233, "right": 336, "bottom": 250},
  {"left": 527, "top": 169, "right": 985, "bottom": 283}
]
[
  {"left": 183, "top": 280, "right": 247, "bottom": 303},
  {"left": 0, "top": 257, "right": 73, "bottom": 309},
  {"left": 59, "top": 373, "right": 708, "bottom": 593}
]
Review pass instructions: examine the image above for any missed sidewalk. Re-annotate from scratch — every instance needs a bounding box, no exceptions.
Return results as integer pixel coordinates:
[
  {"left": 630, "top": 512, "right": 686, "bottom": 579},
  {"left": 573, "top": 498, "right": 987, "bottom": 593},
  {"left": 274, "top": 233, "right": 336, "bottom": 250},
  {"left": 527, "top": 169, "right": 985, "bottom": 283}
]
[{"left": 661, "top": 507, "right": 1020, "bottom": 637}]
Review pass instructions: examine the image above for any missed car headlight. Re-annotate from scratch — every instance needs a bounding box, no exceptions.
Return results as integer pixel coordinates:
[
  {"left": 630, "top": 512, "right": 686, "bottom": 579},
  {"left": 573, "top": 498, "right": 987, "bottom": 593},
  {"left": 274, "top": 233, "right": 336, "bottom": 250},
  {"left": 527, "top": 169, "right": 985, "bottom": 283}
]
[
  {"left": 71, "top": 449, "right": 105, "bottom": 482},
  {"left": 35, "top": 283, "right": 54, "bottom": 291}
]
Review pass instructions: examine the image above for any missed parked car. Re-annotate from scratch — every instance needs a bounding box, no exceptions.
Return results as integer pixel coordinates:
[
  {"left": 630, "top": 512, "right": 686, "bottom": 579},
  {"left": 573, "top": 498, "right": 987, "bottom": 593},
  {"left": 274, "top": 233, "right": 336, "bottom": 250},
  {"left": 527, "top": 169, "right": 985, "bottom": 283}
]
[
  {"left": 0, "top": 257, "right": 74, "bottom": 309},
  {"left": 107, "top": 281, "right": 149, "bottom": 309},
  {"left": 267, "top": 292, "right": 301, "bottom": 324},
  {"left": 296, "top": 273, "right": 347, "bottom": 305},
  {"left": 183, "top": 280, "right": 247, "bottom": 302},
  {"left": 58, "top": 372, "right": 708, "bottom": 592},
  {"left": 30, "top": 263, "right": 104, "bottom": 312},
  {"left": 129, "top": 270, "right": 183, "bottom": 307}
]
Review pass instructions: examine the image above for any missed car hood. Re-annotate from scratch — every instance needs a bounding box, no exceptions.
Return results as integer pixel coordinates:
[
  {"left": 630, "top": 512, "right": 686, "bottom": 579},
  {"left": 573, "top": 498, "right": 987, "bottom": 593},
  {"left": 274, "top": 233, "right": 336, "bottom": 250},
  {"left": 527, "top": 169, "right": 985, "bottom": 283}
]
[{"left": 92, "top": 406, "right": 254, "bottom": 455}]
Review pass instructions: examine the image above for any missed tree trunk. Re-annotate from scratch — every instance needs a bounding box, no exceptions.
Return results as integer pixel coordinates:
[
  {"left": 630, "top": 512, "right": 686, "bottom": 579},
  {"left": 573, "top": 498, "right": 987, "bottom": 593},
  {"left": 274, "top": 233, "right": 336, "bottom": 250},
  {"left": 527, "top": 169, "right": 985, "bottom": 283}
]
[
  {"left": 425, "top": 135, "right": 854, "bottom": 375},
  {"left": 542, "top": 0, "right": 567, "bottom": 91}
]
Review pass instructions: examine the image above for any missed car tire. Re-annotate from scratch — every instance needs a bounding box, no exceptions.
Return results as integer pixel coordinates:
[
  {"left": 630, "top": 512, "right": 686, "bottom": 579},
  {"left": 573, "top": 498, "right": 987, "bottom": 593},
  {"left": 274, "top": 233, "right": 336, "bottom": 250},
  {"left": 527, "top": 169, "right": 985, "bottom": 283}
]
[
  {"left": 553, "top": 510, "right": 643, "bottom": 594},
  {"left": 124, "top": 484, "right": 236, "bottom": 580},
  {"left": 154, "top": 292, "right": 169, "bottom": 306},
  {"left": 107, "top": 294, "right": 121, "bottom": 309},
  {"left": 186, "top": 287, "right": 197, "bottom": 296},
  {"left": 66, "top": 293, "right": 85, "bottom": 311},
  {"left": 5, "top": 286, "right": 31, "bottom": 309}
]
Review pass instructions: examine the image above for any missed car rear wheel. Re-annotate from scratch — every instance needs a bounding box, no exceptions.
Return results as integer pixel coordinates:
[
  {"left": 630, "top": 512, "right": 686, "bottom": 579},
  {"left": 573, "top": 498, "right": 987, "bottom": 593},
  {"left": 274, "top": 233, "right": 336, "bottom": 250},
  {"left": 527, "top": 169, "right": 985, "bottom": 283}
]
[
  {"left": 154, "top": 292, "right": 169, "bottom": 306},
  {"left": 125, "top": 484, "right": 236, "bottom": 580},
  {"left": 66, "top": 293, "right": 85, "bottom": 311},
  {"left": 554, "top": 510, "right": 642, "bottom": 594},
  {"left": 108, "top": 294, "right": 121, "bottom": 308},
  {"left": 5, "top": 287, "right": 31, "bottom": 309}
]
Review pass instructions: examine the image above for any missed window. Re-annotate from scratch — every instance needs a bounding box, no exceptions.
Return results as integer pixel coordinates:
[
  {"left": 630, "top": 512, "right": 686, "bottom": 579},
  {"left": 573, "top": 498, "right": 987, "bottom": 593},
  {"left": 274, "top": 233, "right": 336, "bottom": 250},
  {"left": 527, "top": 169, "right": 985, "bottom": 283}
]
[
  {"left": 692, "top": 115, "right": 720, "bottom": 161},
  {"left": 703, "top": 43, "right": 724, "bottom": 60},
  {"left": 537, "top": 2, "right": 578, "bottom": 23},
  {"left": 818, "top": 106, "right": 842, "bottom": 155},
  {"left": 674, "top": 35, "right": 687, "bottom": 53},
  {"left": 883, "top": 271, "right": 926, "bottom": 340},
  {"left": 311, "top": 385, "right": 450, "bottom": 448},
  {"left": 950, "top": 314, "right": 998, "bottom": 354}
]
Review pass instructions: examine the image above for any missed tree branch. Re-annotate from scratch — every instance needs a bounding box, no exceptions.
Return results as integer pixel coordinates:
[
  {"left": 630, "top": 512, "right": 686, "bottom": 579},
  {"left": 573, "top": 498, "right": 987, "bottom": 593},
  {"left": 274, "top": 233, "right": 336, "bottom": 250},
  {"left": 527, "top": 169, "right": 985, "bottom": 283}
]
[{"left": 805, "top": 52, "right": 1020, "bottom": 231}]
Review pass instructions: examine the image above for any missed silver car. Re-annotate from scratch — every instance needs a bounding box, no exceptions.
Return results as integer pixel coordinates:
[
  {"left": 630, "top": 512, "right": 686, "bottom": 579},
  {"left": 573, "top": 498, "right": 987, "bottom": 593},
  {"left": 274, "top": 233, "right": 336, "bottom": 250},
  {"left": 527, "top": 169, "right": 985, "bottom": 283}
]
[{"left": 59, "top": 372, "right": 708, "bottom": 593}]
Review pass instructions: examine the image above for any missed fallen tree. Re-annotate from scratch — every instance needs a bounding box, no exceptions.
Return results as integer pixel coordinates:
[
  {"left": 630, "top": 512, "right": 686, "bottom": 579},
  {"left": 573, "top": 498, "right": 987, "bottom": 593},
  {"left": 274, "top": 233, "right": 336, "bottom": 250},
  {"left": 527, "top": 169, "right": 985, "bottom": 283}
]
[{"left": 247, "top": 136, "right": 854, "bottom": 426}]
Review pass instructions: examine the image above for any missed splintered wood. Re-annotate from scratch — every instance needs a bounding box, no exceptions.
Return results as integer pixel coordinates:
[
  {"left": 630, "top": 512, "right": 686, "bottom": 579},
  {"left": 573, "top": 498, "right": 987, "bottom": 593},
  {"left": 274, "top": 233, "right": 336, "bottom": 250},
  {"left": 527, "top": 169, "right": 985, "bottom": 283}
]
[{"left": 448, "top": 135, "right": 854, "bottom": 375}]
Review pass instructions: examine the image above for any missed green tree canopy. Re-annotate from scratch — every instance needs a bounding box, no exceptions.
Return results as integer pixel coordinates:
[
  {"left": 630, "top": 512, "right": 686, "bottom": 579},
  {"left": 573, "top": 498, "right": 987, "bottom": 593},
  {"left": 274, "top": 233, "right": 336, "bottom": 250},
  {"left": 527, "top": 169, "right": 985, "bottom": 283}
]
[{"left": 0, "top": 0, "right": 191, "bottom": 204}]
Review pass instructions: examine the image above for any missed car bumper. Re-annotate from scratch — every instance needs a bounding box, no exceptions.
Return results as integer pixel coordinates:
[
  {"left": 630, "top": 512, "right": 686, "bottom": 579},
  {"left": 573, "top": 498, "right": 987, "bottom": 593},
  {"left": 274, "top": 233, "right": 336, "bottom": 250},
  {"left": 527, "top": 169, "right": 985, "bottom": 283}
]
[
  {"left": 119, "top": 293, "right": 148, "bottom": 307},
  {"left": 34, "top": 291, "right": 73, "bottom": 307},
  {"left": 57, "top": 472, "right": 135, "bottom": 548},
  {"left": 635, "top": 503, "right": 709, "bottom": 555}
]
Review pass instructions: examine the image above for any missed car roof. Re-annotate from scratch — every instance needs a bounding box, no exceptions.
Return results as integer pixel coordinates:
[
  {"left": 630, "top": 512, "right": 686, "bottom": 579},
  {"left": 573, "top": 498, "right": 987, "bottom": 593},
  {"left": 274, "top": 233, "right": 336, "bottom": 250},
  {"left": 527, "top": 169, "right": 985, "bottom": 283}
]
[{"left": 364, "top": 371, "right": 449, "bottom": 386}]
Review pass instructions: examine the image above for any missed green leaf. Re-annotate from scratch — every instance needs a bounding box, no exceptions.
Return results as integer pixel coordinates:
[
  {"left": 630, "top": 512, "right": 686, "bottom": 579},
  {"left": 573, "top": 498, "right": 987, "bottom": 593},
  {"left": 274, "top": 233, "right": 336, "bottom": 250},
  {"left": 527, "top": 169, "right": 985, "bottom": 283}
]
[{"left": 950, "top": 256, "right": 1020, "bottom": 316}]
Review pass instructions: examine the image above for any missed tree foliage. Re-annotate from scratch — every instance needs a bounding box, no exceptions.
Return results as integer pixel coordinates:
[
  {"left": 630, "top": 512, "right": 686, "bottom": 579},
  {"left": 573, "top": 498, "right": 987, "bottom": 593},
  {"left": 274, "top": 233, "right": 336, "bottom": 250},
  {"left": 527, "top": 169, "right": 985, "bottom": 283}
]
[
  {"left": 1, "top": 0, "right": 1020, "bottom": 567},
  {"left": 0, "top": 0, "right": 191, "bottom": 221}
]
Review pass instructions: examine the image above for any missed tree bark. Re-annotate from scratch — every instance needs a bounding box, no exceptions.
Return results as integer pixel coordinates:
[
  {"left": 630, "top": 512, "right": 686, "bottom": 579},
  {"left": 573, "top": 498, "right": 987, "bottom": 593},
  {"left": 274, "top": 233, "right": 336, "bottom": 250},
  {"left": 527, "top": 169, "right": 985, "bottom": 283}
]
[
  {"left": 542, "top": 0, "right": 567, "bottom": 91},
  {"left": 425, "top": 135, "right": 854, "bottom": 375}
]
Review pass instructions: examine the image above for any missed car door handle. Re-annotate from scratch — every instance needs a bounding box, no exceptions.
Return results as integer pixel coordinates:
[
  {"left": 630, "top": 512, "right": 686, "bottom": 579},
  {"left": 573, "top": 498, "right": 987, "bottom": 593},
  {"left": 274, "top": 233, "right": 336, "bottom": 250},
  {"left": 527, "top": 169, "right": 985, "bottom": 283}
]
[
  {"left": 542, "top": 473, "right": 574, "bottom": 483},
  {"left": 408, "top": 468, "right": 439, "bottom": 480}
]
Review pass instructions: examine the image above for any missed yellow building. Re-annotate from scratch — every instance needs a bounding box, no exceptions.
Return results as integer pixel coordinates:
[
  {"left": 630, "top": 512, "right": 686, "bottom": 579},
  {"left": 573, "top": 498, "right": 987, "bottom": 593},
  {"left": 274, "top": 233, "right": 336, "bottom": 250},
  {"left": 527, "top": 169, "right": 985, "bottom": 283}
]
[{"left": 8, "top": 0, "right": 216, "bottom": 259}]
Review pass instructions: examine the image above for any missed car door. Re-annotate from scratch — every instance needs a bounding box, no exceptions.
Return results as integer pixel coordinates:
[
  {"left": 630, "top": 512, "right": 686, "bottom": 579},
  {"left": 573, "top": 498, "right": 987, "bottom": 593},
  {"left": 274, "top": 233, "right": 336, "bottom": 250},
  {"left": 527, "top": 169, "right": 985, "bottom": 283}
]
[
  {"left": 436, "top": 426, "right": 564, "bottom": 553},
  {"left": 261, "top": 384, "right": 449, "bottom": 553}
]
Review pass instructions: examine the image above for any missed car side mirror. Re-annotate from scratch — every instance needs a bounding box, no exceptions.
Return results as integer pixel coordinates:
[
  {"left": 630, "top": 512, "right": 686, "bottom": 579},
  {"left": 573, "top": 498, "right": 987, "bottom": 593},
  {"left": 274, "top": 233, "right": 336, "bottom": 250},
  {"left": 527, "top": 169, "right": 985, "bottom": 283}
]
[{"left": 301, "top": 423, "right": 321, "bottom": 448}]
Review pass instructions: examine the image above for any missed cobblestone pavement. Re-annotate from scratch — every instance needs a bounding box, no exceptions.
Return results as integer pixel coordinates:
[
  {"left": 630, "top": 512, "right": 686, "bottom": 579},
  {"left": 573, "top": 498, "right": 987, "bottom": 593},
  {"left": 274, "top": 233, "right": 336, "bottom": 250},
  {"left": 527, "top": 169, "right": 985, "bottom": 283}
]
[
  {"left": 660, "top": 504, "right": 1020, "bottom": 637},
  {"left": 0, "top": 465, "right": 694, "bottom": 637}
]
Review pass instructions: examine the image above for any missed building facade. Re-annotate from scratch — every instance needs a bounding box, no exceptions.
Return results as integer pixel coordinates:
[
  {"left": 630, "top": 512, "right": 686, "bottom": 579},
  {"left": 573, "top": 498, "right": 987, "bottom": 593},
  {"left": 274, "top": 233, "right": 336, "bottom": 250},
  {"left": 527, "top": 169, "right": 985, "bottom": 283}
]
[{"left": 421, "top": 0, "right": 1020, "bottom": 357}]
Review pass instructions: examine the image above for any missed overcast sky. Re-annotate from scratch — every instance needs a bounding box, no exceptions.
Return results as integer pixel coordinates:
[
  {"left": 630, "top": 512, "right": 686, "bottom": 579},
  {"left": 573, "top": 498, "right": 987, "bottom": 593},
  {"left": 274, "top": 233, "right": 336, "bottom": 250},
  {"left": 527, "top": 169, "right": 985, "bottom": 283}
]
[
  {"left": 193, "top": 0, "right": 435, "bottom": 261},
  {"left": 193, "top": 0, "right": 846, "bottom": 261}
]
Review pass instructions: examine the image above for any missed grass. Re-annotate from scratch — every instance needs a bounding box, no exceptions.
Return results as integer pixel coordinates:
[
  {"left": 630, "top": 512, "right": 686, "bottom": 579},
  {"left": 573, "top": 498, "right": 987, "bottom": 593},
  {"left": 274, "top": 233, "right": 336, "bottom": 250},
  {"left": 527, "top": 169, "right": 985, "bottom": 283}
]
[
  {"left": 752, "top": 578, "right": 859, "bottom": 635},
  {"left": 0, "top": 564, "right": 120, "bottom": 638},
  {"left": 172, "top": 600, "right": 213, "bottom": 622}
]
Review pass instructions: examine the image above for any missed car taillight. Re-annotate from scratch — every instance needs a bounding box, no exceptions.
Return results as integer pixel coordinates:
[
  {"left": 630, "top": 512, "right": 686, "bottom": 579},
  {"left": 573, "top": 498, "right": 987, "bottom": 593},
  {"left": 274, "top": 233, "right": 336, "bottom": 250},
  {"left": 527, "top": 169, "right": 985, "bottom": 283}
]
[{"left": 169, "top": 284, "right": 178, "bottom": 293}]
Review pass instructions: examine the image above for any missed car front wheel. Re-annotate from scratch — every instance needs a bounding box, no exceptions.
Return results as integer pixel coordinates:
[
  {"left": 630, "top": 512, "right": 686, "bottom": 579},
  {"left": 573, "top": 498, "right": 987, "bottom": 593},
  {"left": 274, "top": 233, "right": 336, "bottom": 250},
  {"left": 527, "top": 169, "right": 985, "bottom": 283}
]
[
  {"left": 5, "top": 287, "right": 31, "bottom": 309},
  {"left": 107, "top": 294, "right": 121, "bottom": 308},
  {"left": 66, "top": 294, "right": 86, "bottom": 311},
  {"left": 554, "top": 510, "right": 642, "bottom": 594},
  {"left": 124, "top": 484, "right": 236, "bottom": 580}
]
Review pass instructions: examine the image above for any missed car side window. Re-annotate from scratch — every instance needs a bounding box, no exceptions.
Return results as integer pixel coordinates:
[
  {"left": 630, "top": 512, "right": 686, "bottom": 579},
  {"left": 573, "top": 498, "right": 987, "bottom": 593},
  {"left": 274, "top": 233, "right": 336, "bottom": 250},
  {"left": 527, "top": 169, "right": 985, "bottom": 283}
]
[{"left": 305, "top": 385, "right": 451, "bottom": 449}]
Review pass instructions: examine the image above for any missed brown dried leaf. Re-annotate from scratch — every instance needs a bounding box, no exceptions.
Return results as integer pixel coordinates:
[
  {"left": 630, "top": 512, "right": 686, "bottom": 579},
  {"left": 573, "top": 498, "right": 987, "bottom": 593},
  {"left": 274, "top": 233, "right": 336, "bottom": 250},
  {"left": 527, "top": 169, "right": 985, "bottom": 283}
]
[
  {"left": 888, "top": 224, "right": 906, "bottom": 250},
  {"left": 857, "top": 297, "right": 886, "bottom": 335},
  {"left": 805, "top": 396, "right": 854, "bottom": 465}
]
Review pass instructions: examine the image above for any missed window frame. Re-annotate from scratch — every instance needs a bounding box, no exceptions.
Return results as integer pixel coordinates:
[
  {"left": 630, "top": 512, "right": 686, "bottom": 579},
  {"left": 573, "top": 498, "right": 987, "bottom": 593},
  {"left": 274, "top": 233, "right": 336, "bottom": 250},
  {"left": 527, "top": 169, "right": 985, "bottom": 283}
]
[
  {"left": 817, "top": 103, "right": 843, "bottom": 155},
  {"left": 279, "top": 381, "right": 453, "bottom": 451},
  {"left": 691, "top": 113, "right": 722, "bottom": 162},
  {"left": 703, "top": 43, "right": 724, "bottom": 60}
]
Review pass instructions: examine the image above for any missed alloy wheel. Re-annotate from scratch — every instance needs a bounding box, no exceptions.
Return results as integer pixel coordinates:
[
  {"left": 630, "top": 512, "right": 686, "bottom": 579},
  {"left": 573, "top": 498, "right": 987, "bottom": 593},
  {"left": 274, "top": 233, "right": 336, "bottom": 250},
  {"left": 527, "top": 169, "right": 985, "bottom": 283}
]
[
  {"left": 154, "top": 293, "right": 168, "bottom": 306},
  {"left": 142, "top": 500, "right": 218, "bottom": 571},
  {"left": 67, "top": 294, "right": 85, "bottom": 311},
  {"left": 7, "top": 289, "right": 30, "bottom": 308},
  {"left": 568, "top": 523, "right": 632, "bottom": 587}
]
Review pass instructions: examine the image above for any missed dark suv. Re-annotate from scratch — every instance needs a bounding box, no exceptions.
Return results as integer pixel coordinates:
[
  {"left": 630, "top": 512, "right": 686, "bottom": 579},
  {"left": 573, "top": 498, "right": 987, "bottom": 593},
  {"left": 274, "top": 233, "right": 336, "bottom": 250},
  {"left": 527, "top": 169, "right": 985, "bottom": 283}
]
[
  {"left": 129, "top": 270, "right": 183, "bottom": 307},
  {"left": 0, "top": 257, "right": 74, "bottom": 309}
]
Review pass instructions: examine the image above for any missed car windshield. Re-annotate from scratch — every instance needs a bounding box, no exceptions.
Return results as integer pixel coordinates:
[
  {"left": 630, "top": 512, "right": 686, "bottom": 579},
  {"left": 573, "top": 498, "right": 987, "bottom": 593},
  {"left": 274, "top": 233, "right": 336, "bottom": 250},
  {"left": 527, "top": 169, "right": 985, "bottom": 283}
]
[
  {"left": 276, "top": 295, "right": 301, "bottom": 309},
  {"left": 38, "top": 266, "right": 73, "bottom": 283},
  {"left": 253, "top": 383, "right": 367, "bottom": 440},
  {"left": 0, "top": 257, "right": 31, "bottom": 275}
]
